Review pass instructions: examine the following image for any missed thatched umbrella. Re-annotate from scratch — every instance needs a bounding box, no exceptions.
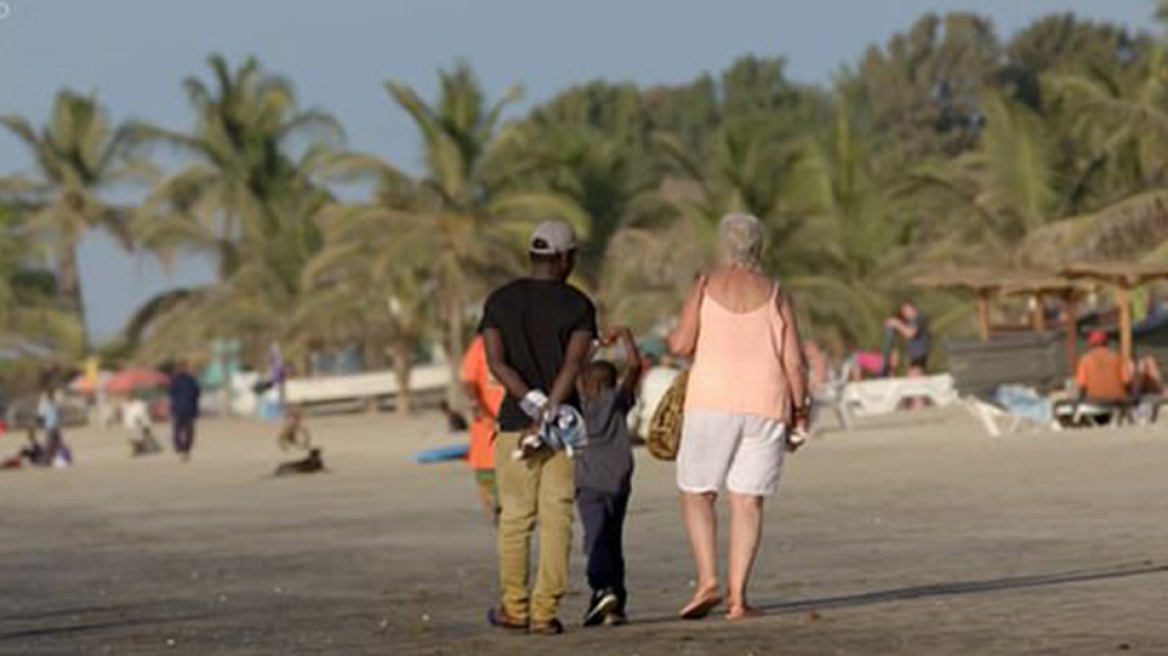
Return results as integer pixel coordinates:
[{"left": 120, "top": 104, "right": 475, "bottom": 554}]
[
  {"left": 911, "top": 270, "right": 1009, "bottom": 342},
  {"left": 1062, "top": 263, "right": 1168, "bottom": 363}
]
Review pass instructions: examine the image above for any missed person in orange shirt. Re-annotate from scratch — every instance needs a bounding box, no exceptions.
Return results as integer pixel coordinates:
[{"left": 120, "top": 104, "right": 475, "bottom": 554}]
[
  {"left": 462, "top": 333, "right": 507, "bottom": 523},
  {"left": 1075, "top": 331, "right": 1132, "bottom": 402}
]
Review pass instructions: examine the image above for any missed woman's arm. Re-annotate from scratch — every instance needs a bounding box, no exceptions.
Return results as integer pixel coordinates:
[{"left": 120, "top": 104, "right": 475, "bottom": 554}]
[
  {"left": 667, "top": 276, "right": 707, "bottom": 357},
  {"left": 778, "top": 292, "right": 809, "bottom": 428}
]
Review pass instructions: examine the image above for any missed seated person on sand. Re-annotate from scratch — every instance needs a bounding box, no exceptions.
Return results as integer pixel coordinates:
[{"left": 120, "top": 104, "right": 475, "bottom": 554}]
[
  {"left": 1074, "top": 331, "right": 1132, "bottom": 415},
  {"left": 849, "top": 350, "right": 895, "bottom": 381},
  {"left": 274, "top": 407, "right": 324, "bottom": 475},
  {"left": 2, "top": 430, "right": 48, "bottom": 469},
  {"left": 277, "top": 406, "right": 313, "bottom": 451},
  {"left": 1131, "top": 352, "right": 1165, "bottom": 422},
  {"left": 125, "top": 399, "right": 162, "bottom": 457}
]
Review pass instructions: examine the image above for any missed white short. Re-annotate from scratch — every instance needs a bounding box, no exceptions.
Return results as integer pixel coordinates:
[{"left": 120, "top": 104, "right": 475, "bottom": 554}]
[{"left": 676, "top": 411, "right": 786, "bottom": 496}]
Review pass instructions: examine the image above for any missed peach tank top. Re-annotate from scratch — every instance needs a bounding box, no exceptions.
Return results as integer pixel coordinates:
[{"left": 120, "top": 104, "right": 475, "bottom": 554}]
[{"left": 685, "top": 285, "right": 792, "bottom": 421}]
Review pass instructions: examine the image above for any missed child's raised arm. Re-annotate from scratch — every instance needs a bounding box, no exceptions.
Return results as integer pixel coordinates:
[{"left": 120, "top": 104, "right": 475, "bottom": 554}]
[{"left": 604, "top": 327, "right": 644, "bottom": 399}]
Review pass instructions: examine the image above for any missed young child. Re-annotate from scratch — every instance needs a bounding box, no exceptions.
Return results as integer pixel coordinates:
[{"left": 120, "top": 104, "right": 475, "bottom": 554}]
[{"left": 575, "top": 327, "right": 643, "bottom": 627}]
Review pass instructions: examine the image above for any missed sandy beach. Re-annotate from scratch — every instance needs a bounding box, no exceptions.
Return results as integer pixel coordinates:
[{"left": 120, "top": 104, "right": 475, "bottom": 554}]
[{"left": 2, "top": 408, "right": 1167, "bottom": 655}]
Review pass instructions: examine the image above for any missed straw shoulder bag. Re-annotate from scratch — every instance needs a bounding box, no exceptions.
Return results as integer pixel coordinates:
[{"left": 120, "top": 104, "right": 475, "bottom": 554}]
[{"left": 646, "top": 370, "right": 689, "bottom": 461}]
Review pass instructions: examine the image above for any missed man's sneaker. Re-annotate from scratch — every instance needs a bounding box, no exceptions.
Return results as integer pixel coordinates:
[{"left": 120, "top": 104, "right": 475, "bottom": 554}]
[
  {"left": 529, "top": 618, "right": 564, "bottom": 635},
  {"left": 583, "top": 589, "right": 620, "bottom": 627}
]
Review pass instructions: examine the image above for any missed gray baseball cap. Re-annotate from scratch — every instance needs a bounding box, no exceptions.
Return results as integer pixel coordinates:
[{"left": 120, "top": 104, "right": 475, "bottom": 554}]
[{"left": 529, "top": 221, "right": 578, "bottom": 255}]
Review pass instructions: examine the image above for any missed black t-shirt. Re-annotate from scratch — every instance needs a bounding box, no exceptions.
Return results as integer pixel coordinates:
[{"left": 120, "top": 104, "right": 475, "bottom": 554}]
[{"left": 480, "top": 278, "right": 598, "bottom": 431}]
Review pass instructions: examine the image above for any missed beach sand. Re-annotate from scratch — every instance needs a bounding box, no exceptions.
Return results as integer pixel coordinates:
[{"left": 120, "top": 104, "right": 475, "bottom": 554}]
[{"left": 2, "top": 408, "right": 1167, "bottom": 655}]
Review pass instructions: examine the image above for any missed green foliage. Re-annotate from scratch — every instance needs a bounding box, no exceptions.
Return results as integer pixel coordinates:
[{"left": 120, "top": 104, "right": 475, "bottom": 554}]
[
  {"left": 0, "top": 89, "right": 148, "bottom": 350},
  {"left": 12, "top": 7, "right": 1168, "bottom": 373},
  {"left": 129, "top": 54, "right": 341, "bottom": 361}
]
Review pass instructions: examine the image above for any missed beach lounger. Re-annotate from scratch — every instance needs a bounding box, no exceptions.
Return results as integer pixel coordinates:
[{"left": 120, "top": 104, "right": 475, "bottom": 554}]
[
  {"left": 962, "top": 398, "right": 1027, "bottom": 438},
  {"left": 842, "top": 374, "right": 958, "bottom": 416},
  {"left": 811, "top": 360, "right": 853, "bottom": 432},
  {"left": 1052, "top": 399, "right": 1134, "bottom": 428}
]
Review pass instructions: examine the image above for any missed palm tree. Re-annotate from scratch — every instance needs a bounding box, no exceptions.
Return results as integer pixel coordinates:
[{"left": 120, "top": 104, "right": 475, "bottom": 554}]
[
  {"left": 0, "top": 203, "right": 85, "bottom": 354},
  {"left": 645, "top": 117, "right": 878, "bottom": 344},
  {"left": 1017, "top": 51, "right": 1168, "bottom": 267},
  {"left": 899, "top": 92, "right": 1059, "bottom": 265},
  {"left": 294, "top": 206, "right": 434, "bottom": 413},
  {"left": 380, "top": 63, "right": 588, "bottom": 402},
  {"left": 0, "top": 90, "right": 149, "bottom": 349},
  {"left": 130, "top": 54, "right": 342, "bottom": 360}
]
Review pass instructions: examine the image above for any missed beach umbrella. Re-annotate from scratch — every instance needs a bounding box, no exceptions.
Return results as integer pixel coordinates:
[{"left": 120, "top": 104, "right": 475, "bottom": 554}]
[
  {"left": 102, "top": 368, "right": 170, "bottom": 395},
  {"left": 69, "top": 371, "right": 111, "bottom": 394}
]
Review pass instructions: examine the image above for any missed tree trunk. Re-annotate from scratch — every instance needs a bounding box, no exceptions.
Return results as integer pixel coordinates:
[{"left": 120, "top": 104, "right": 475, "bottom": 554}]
[
  {"left": 445, "top": 292, "right": 467, "bottom": 411},
  {"left": 57, "top": 238, "right": 88, "bottom": 351},
  {"left": 392, "top": 339, "right": 413, "bottom": 415}
]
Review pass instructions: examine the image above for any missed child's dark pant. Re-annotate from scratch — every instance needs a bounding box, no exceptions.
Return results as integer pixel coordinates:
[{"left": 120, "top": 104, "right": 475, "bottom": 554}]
[{"left": 576, "top": 486, "right": 630, "bottom": 599}]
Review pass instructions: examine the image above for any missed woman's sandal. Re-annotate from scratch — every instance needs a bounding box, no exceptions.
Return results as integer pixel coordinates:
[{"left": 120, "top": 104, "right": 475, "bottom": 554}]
[{"left": 678, "top": 593, "right": 723, "bottom": 620}]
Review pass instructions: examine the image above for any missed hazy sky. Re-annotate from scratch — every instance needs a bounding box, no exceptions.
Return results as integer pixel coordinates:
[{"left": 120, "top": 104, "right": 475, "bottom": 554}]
[{"left": 0, "top": 0, "right": 1155, "bottom": 341}]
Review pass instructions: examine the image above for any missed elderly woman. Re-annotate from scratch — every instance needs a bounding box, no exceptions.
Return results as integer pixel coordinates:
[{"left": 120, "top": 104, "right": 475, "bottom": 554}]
[{"left": 667, "top": 213, "right": 809, "bottom": 621}]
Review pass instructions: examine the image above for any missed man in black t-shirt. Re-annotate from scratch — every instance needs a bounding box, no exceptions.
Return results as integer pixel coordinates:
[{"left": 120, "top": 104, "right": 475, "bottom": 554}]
[{"left": 481, "top": 220, "right": 597, "bottom": 635}]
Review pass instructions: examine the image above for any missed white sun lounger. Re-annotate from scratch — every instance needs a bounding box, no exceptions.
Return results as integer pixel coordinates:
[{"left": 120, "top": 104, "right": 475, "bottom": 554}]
[{"left": 842, "top": 374, "right": 958, "bottom": 417}]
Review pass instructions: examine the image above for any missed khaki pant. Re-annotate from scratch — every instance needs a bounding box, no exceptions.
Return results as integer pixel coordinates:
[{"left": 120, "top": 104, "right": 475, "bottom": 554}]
[{"left": 495, "top": 431, "right": 575, "bottom": 623}]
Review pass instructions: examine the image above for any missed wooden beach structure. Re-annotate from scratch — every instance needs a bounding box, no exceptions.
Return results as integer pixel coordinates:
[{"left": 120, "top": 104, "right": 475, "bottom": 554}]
[
  {"left": 1000, "top": 277, "right": 1088, "bottom": 374},
  {"left": 910, "top": 269, "right": 1007, "bottom": 342},
  {"left": 911, "top": 269, "right": 1080, "bottom": 342},
  {"left": 912, "top": 269, "right": 1086, "bottom": 397},
  {"left": 1061, "top": 263, "right": 1168, "bottom": 365}
]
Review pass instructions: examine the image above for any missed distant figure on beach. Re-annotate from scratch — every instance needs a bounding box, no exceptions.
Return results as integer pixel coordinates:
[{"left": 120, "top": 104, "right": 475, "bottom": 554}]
[
  {"left": 461, "top": 333, "right": 506, "bottom": 523},
  {"left": 1131, "top": 352, "right": 1165, "bottom": 422},
  {"left": 268, "top": 342, "right": 288, "bottom": 407},
  {"left": 168, "top": 361, "right": 202, "bottom": 462},
  {"left": 481, "top": 221, "right": 596, "bottom": 635},
  {"left": 1131, "top": 353, "right": 1162, "bottom": 397},
  {"left": 575, "top": 327, "right": 642, "bottom": 627},
  {"left": 849, "top": 349, "right": 892, "bottom": 381},
  {"left": 277, "top": 406, "right": 312, "bottom": 451},
  {"left": 668, "top": 213, "right": 809, "bottom": 622},
  {"left": 1075, "top": 331, "right": 1130, "bottom": 403},
  {"left": 37, "top": 383, "right": 71, "bottom": 467},
  {"left": 882, "top": 299, "right": 930, "bottom": 377},
  {"left": 126, "top": 398, "right": 162, "bottom": 457},
  {"left": 2, "top": 429, "right": 47, "bottom": 469}
]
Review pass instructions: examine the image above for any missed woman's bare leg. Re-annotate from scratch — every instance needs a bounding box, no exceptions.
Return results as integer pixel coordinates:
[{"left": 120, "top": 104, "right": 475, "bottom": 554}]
[
  {"left": 679, "top": 491, "right": 721, "bottom": 617},
  {"left": 726, "top": 492, "right": 764, "bottom": 618}
]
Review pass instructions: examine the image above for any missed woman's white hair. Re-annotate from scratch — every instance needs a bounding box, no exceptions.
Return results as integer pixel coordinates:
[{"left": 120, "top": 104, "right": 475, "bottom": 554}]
[{"left": 718, "top": 213, "right": 765, "bottom": 269}]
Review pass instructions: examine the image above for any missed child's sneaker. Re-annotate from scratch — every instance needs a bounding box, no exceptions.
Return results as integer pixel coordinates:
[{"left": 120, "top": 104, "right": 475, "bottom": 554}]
[{"left": 583, "top": 589, "right": 620, "bottom": 627}]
